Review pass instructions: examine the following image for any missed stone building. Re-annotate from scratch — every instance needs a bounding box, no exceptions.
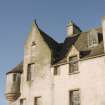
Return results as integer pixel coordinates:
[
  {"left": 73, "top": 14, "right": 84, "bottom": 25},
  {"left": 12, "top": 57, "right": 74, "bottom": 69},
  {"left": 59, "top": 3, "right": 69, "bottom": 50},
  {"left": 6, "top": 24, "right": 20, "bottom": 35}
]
[{"left": 5, "top": 17, "right": 105, "bottom": 105}]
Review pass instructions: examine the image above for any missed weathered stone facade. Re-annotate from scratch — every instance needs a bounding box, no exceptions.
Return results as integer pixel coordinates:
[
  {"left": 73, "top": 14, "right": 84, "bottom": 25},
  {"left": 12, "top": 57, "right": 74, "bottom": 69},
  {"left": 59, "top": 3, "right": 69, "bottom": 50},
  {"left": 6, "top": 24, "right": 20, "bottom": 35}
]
[{"left": 5, "top": 17, "right": 105, "bottom": 105}]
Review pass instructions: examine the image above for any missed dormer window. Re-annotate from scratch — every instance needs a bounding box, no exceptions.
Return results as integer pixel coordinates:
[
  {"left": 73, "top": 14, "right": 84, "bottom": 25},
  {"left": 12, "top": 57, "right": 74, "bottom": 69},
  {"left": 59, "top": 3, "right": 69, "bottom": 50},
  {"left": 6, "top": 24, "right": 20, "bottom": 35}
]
[
  {"left": 88, "top": 29, "right": 99, "bottom": 47},
  {"left": 69, "top": 56, "right": 78, "bottom": 74}
]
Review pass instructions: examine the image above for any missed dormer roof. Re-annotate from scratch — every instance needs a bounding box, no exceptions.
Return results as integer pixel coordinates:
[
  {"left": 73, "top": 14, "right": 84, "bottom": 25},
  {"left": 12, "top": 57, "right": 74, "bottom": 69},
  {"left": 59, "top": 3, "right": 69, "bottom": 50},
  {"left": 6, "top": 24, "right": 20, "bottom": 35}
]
[{"left": 6, "top": 23, "right": 104, "bottom": 74}]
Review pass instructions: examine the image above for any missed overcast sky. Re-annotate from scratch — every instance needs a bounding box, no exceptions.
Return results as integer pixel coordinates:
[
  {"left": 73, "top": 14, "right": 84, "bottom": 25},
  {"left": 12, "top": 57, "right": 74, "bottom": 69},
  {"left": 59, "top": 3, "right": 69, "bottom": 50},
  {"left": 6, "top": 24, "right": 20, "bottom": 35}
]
[{"left": 0, "top": 0, "right": 105, "bottom": 104}]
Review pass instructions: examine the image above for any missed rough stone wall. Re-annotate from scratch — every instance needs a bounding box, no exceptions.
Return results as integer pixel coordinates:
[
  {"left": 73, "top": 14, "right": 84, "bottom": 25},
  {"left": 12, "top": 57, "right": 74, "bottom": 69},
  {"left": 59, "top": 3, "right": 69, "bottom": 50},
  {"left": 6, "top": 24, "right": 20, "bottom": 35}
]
[
  {"left": 5, "top": 73, "right": 21, "bottom": 93},
  {"left": 5, "top": 73, "right": 21, "bottom": 104},
  {"left": 19, "top": 23, "right": 53, "bottom": 105},
  {"left": 53, "top": 56, "right": 105, "bottom": 105}
]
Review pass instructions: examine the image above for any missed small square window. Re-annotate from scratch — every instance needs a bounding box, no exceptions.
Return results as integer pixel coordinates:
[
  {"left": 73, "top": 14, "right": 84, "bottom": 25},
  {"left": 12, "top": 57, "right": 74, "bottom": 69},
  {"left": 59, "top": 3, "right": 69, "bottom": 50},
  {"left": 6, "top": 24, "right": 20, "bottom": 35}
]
[
  {"left": 69, "top": 89, "right": 80, "bottom": 105},
  {"left": 20, "top": 98, "right": 26, "bottom": 105},
  {"left": 34, "top": 97, "right": 41, "bottom": 105},
  {"left": 54, "top": 66, "right": 60, "bottom": 75}
]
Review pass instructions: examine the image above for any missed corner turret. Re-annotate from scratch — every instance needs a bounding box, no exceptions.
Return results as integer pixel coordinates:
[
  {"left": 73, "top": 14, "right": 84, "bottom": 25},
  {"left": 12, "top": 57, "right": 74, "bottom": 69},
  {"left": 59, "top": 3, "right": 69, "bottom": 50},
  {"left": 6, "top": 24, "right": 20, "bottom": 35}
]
[{"left": 5, "top": 63, "right": 23, "bottom": 104}]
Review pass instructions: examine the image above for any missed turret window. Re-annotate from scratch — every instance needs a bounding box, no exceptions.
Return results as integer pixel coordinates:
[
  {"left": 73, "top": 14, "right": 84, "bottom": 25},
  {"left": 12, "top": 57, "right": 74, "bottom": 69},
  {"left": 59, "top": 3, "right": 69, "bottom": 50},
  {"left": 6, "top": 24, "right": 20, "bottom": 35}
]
[
  {"left": 69, "top": 56, "right": 78, "bottom": 74},
  {"left": 27, "top": 63, "right": 35, "bottom": 81},
  {"left": 13, "top": 73, "right": 17, "bottom": 82}
]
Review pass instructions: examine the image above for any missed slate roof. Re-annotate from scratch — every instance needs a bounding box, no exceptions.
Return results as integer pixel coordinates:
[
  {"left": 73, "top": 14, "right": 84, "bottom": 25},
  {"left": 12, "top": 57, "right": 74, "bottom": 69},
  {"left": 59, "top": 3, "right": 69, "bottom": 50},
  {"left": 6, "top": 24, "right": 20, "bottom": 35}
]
[
  {"left": 35, "top": 25, "right": 104, "bottom": 64},
  {"left": 76, "top": 27, "right": 104, "bottom": 59},
  {"left": 38, "top": 28, "right": 59, "bottom": 64},
  {"left": 7, "top": 25, "right": 104, "bottom": 74},
  {"left": 6, "top": 62, "right": 23, "bottom": 74},
  {"left": 53, "top": 27, "right": 104, "bottom": 64}
]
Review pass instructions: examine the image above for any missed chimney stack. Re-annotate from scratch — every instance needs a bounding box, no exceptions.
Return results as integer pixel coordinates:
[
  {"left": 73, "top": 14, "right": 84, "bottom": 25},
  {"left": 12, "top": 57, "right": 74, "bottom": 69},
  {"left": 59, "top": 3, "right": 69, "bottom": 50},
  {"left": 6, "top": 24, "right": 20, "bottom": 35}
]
[{"left": 67, "top": 20, "right": 81, "bottom": 37}]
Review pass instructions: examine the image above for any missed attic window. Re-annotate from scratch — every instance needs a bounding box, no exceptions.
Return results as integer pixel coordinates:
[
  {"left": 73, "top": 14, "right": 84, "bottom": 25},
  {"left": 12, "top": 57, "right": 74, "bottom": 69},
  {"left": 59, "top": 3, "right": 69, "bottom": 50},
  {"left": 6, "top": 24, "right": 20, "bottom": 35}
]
[
  {"left": 31, "top": 41, "right": 36, "bottom": 57},
  {"left": 32, "top": 41, "right": 36, "bottom": 46},
  {"left": 88, "top": 29, "right": 99, "bottom": 47}
]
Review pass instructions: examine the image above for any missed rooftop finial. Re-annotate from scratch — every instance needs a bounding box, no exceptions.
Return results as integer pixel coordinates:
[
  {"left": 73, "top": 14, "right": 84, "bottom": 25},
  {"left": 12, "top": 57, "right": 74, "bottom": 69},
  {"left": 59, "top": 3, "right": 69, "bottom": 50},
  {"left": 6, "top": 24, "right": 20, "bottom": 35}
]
[
  {"left": 67, "top": 20, "right": 75, "bottom": 27},
  {"left": 67, "top": 20, "right": 81, "bottom": 37},
  {"left": 34, "top": 19, "right": 37, "bottom": 24},
  {"left": 32, "top": 19, "right": 39, "bottom": 28}
]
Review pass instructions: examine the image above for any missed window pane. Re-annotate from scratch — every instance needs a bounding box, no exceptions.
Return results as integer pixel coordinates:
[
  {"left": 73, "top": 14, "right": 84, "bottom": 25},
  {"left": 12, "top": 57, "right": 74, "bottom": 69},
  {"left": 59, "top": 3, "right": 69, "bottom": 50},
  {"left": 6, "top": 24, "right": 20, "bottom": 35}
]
[
  {"left": 69, "top": 56, "right": 78, "bottom": 73},
  {"left": 88, "top": 29, "right": 98, "bottom": 47},
  {"left": 69, "top": 90, "right": 80, "bottom": 105},
  {"left": 20, "top": 99, "right": 26, "bottom": 105},
  {"left": 54, "top": 66, "right": 60, "bottom": 75},
  {"left": 13, "top": 74, "right": 17, "bottom": 82},
  {"left": 34, "top": 97, "right": 41, "bottom": 105},
  {"left": 27, "top": 63, "right": 35, "bottom": 81}
]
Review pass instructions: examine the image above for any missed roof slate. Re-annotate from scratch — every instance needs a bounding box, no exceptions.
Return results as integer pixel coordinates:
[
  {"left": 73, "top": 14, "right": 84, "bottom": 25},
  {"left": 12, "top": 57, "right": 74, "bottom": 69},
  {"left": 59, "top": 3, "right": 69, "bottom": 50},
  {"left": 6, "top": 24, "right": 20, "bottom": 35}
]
[
  {"left": 54, "top": 27, "right": 104, "bottom": 64},
  {"left": 6, "top": 62, "right": 23, "bottom": 74},
  {"left": 7, "top": 25, "right": 104, "bottom": 74}
]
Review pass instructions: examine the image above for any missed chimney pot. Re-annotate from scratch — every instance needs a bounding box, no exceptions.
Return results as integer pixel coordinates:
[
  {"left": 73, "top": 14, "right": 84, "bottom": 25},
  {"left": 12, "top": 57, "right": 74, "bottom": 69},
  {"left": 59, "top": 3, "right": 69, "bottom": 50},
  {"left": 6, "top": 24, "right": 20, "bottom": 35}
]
[{"left": 67, "top": 20, "right": 81, "bottom": 37}]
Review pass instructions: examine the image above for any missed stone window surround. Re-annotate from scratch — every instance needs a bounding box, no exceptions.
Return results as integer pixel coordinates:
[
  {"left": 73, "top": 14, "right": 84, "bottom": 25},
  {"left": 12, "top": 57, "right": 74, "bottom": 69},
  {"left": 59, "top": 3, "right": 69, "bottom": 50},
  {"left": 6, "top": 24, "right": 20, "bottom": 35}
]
[
  {"left": 69, "top": 55, "right": 79, "bottom": 75},
  {"left": 20, "top": 98, "right": 26, "bottom": 105},
  {"left": 13, "top": 73, "right": 17, "bottom": 82},
  {"left": 34, "top": 96, "right": 42, "bottom": 105},
  {"left": 69, "top": 89, "right": 80, "bottom": 105},
  {"left": 27, "top": 63, "right": 35, "bottom": 81},
  {"left": 53, "top": 65, "right": 60, "bottom": 75}
]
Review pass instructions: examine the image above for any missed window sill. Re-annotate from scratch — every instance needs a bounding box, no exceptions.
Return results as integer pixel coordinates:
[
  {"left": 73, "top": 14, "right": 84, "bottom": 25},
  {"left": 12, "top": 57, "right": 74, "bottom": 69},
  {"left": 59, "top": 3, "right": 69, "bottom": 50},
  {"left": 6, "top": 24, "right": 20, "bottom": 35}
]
[
  {"left": 69, "top": 71, "right": 80, "bottom": 75},
  {"left": 27, "top": 80, "right": 34, "bottom": 83},
  {"left": 27, "top": 80, "right": 34, "bottom": 82}
]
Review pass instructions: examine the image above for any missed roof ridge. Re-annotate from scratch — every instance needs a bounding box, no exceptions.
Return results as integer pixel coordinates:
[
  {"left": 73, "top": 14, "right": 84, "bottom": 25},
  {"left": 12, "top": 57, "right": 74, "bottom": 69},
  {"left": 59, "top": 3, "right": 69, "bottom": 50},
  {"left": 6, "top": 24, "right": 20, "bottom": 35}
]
[{"left": 82, "top": 26, "right": 102, "bottom": 33}]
